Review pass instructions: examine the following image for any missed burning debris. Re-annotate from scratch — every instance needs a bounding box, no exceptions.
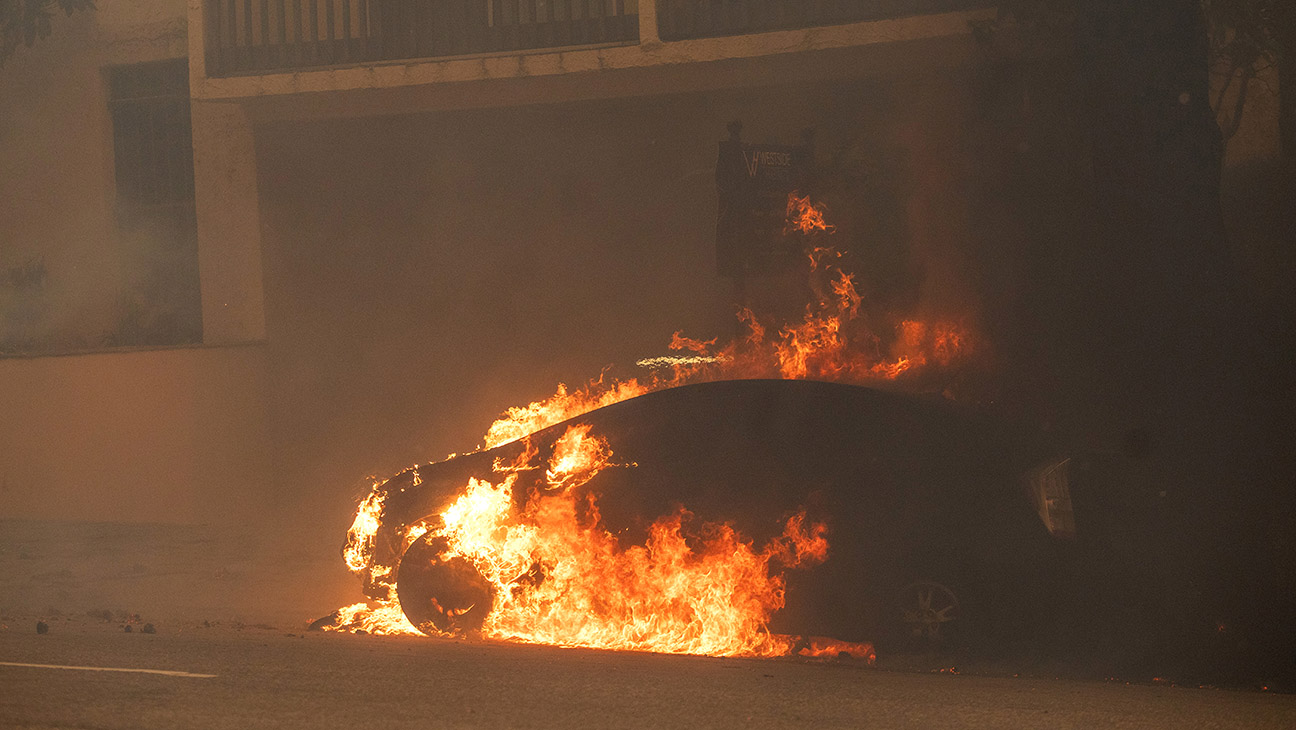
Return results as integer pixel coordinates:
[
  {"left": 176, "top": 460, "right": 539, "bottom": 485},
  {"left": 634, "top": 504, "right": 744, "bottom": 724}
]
[
  {"left": 796, "top": 637, "right": 876, "bottom": 662},
  {"left": 329, "top": 194, "right": 975, "bottom": 660}
]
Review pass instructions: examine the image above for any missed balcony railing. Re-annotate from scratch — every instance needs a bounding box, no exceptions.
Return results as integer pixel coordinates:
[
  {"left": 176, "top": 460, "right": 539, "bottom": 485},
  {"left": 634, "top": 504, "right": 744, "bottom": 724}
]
[
  {"left": 202, "top": 0, "right": 986, "bottom": 77},
  {"left": 657, "top": 0, "right": 988, "bottom": 41},
  {"left": 204, "top": 1, "right": 640, "bottom": 76}
]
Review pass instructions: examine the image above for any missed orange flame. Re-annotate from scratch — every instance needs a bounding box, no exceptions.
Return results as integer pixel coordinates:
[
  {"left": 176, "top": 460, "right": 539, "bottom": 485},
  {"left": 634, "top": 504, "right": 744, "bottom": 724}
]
[
  {"left": 669, "top": 331, "right": 717, "bottom": 354},
  {"left": 333, "top": 598, "right": 419, "bottom": 635},
  {"left": 343, "top": 486, "right": 386, "bottom": 575},
  {"left": 418, "top": 427, "right": 828, "bottom": 656},
  {"left": 483, "top": 378, "right": 655, "bottom": 449},
  {"left": 544, "top": 424, "right": 612, "bottom": 491},
  {"left": 786, "top": 193, "right": 836, "bottom": 235},
  {"left": 474, "top": 196, "right": 974, "bottom": 448},
  {"left": 797, "top": 637, "right": 878, "bottom": 663}
]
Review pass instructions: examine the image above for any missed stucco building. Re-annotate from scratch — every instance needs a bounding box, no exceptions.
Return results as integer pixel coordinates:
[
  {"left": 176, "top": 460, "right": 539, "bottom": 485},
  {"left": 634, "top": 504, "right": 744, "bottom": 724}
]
[{"left": 1, "top": 1, "right": 1281, "bottom": 532}]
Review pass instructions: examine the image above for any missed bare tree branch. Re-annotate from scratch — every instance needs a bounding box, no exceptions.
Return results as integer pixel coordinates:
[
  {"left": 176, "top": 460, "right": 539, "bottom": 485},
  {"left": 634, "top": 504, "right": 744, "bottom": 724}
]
[{"left": 0, "top": 0, "right": 95, "bottom": 67}]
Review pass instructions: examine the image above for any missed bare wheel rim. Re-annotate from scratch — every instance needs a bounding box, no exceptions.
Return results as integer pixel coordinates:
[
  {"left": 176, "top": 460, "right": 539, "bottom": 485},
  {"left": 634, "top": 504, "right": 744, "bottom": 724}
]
[{"left": 897, "top": 581, "right": 960, "bottom": 643}]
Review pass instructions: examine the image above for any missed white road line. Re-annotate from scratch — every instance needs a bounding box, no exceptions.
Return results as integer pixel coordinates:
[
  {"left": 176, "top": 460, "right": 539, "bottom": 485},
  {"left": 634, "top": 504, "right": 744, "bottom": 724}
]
[{"left": 0, "top": 661, "right": 216, "bottom": 678}]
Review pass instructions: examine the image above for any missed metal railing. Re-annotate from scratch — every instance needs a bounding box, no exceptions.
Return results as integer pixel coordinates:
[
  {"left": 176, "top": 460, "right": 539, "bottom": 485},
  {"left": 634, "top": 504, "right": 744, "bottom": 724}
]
[
  {"left": 656, "top": 0, "right": 987, "bottom": 41},
  {"left": 202, "top": 0, "right": 986, "bottom": 77},
  {"left": 204, "top": 1, "right": 640, "bottom": 76}
]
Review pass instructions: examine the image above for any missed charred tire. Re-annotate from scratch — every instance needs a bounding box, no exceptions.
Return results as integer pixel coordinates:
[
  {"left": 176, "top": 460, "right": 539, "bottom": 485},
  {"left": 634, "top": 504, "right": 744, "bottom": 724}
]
[{"left": 396, "top": 534, "right": 495, "bottom": 635}]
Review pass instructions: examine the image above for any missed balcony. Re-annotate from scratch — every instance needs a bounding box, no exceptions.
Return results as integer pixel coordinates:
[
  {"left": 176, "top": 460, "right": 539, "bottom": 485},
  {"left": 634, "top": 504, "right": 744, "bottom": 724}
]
[
  {"left": 204, "top": 1, "right": 640, "bottom": 76},
  {"left": 201, "top": 0, "right": 988, "bottom": 78},
  {"left": 656, "top": 0, "right": 987, "bottom": 41}
]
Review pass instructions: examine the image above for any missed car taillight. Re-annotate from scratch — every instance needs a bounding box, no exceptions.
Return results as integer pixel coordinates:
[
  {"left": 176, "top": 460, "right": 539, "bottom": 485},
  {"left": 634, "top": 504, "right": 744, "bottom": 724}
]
[{"left": 1025, "top": 457, "right": 1077, "bottom": 539}]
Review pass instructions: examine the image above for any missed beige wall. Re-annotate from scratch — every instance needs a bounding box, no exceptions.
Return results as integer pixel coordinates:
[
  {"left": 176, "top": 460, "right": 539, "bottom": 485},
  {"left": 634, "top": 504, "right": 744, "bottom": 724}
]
[
  {"left": 0, "top": 0, "right": 188, "bottom": 350},
  {"left": 0, "top": 2, "right": 277, "bottom": 526},
  {"left": 192, "top": 99, "right": 267, "bottom": 344},
  {"left": 0, "top": 344, "right": 271, "bottom": 524}
]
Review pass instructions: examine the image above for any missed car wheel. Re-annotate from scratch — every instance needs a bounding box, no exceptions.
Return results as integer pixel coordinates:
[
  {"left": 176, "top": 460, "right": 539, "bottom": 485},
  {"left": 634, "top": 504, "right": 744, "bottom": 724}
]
[
  {"left": 896, "top": 580, "right": 960, "bottom": 646},
  {"left": 396, "top": 533, "right": 495, "bottom": 635}
]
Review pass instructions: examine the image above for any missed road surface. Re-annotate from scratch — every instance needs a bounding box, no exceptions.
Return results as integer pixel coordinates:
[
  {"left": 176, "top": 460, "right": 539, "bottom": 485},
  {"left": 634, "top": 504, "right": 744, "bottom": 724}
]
[{"left": 1, "top": 620, "right": 1292, "bottom": 730}]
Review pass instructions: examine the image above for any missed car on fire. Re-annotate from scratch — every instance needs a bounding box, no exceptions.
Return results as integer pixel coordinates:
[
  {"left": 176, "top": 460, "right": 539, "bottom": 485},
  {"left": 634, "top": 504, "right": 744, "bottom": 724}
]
[{"left": 357, "top": 378, "right": 1079, "bottom": 651}]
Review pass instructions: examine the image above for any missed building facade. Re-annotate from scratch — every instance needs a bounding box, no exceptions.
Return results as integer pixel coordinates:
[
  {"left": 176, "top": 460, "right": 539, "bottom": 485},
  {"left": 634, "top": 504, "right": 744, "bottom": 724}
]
[{"left": 2, "top": 1, "right": 1281, "bottom": 529}]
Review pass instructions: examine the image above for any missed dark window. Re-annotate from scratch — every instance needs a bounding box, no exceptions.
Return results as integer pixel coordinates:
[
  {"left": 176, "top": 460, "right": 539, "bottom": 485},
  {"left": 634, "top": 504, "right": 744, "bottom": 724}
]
[{"left": 107, "top": 59, "right": 202, "bottom": 347}]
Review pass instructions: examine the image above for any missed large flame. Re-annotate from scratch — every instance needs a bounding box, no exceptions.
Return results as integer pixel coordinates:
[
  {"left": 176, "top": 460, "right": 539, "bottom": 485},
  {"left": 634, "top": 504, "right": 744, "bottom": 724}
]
[
  {"left": 483, "top": 379, "right": 656, "bottom": 450},
  {"left": 332, "top": 194, "right": 968, "bottom": 658},
  {"left": 429, "top": 428, "right": 828, "bottom": 656},
  {"left": 335, "top": 426, "right": 834, "bottom": 657},
  {"left": 481, "top": 194, "right": 973, "bottom": 448}
]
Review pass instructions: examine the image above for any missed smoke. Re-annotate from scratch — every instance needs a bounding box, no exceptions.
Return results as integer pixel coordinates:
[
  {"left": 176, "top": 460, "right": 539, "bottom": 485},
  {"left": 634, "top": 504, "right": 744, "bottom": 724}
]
[
  {"left": 249, "top": 72, "right": 1010, "bottom": 537},
  {"left": 1, "top": 66, "right": 1016, "bottom": 626}
]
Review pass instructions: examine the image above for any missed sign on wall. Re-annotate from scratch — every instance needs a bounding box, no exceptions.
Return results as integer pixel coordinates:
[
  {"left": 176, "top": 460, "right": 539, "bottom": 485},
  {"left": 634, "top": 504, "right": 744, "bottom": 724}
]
[{"left": 715, "top": 125, "right": 813, "bottom": 277}]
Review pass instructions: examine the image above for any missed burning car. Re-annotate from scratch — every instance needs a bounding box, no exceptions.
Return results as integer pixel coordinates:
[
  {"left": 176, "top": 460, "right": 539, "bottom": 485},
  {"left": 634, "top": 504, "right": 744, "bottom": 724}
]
[
  {"left": 330, "top": 188, "right": 1076, "bottom": 657},
  {"left": 339, "top": 378, "right": 1075, "bottom": 655}
]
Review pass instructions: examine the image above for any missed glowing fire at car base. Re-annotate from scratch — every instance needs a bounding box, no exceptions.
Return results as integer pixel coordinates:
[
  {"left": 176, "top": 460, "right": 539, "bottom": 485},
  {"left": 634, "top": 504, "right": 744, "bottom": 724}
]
[
  {"left": 327, "top": 195, "right": 983, "bottom": 662},
  {"left": 393, "top": 425, "right": 832, "bottom": 657},
  {"left": 334, "top": 393, "right": 886, "bottom": 661}
]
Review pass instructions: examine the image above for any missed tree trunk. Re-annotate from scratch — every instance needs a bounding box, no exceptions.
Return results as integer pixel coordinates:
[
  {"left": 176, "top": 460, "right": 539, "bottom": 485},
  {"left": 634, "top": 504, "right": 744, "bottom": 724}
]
[
  {"left": 1073, "top": 0, "right": 1229, "bottom": 377},
  {"left": 1067, "top": 0, "right": 1277, "bottom": 672}
]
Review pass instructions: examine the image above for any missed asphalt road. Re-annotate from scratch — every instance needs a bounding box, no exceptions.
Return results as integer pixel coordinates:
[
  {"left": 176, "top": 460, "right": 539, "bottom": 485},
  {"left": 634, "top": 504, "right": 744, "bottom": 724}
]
[{"left": 1, "top": 621, "right": 1293, "bottom": 730}]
